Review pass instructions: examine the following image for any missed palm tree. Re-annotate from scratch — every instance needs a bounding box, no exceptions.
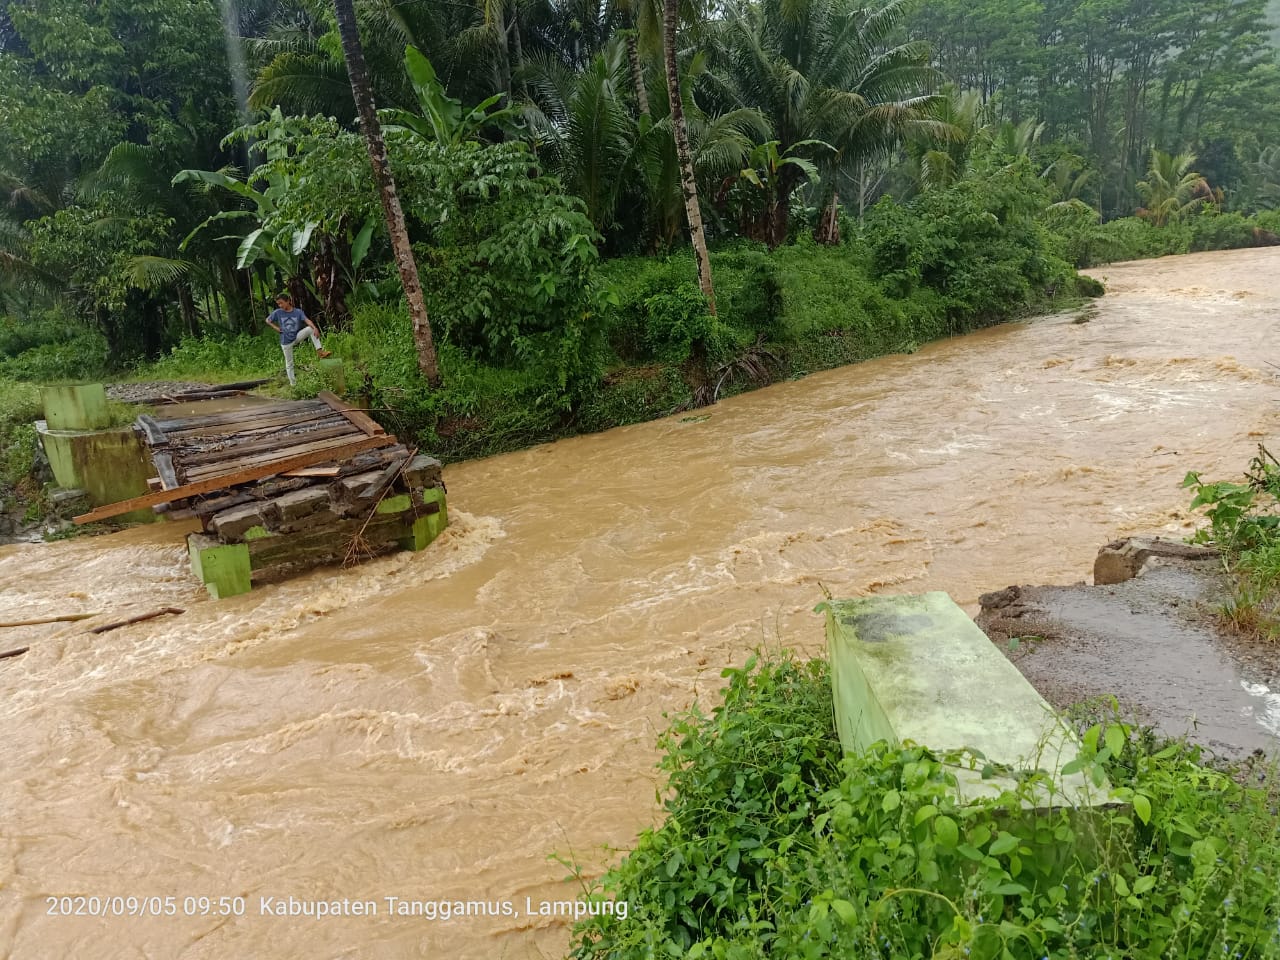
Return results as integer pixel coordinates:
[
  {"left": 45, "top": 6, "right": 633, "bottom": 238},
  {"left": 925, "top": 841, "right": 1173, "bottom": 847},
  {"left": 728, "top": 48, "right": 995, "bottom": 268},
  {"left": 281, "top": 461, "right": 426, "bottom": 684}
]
[
  {"left": 332, "top": 0, "right": 440, "bottom": 386},
  {"left": 1136, "top": 149, "right": 1210, "bottom": 227},
  {"left": 706, "top": 0, "right": 941, "bottom": 243},
  {"left": 523, "top": 42, "right": 639, "bottom": 232},
  {"left": 905, "top": 88, "right": 986, "bottom": 193},
  {"left": 663, "top": 0, "right": 716, "bottom": 313},
  {"left": 522, "top": 38, "right": 763, "bottom": 247}
]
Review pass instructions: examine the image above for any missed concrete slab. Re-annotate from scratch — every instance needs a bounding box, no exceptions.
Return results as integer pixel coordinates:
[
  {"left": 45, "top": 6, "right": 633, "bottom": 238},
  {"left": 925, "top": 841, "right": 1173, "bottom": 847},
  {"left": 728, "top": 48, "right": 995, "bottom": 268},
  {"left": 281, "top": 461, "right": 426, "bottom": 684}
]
[
  {"left": 823, "top": 592, "right": 1107, "bottom": 807},
  {"left": 41, "top": 384, "right": 111, "bottom": 430},
  {"left": 37, "top": 421, "right": 156, "bottom": 523}
]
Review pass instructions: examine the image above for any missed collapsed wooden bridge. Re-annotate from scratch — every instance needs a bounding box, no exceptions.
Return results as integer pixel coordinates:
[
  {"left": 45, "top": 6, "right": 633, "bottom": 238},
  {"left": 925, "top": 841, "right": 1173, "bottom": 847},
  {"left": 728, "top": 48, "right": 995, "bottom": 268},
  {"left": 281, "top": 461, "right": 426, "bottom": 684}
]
[{"left": 75, "top": 391, "right": 449, "bottom": 597}]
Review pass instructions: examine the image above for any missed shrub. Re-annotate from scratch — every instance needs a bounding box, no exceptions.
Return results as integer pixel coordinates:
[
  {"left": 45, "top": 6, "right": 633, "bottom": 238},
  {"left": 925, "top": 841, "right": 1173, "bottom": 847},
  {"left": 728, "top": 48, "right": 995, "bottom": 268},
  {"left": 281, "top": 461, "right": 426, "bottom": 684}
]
[
  {"left": 859, "top": 162, "right": 1077, "bottom": 330},
  {"left": 141, "top": 334, "right": 280, "bottom": 382},
  {"left": 0, "top": 379, "right": 43, "bottom": 511},
  {"left": 0, "top": 329, "right": 110, "bottom": 382},
  {"left": 597, "top": 246, "right": 785, "bottom": 362},
  {"left": 1190, "top": 211, "right": 1258, "bottom": 252},
  {"left": 1093, "top": 217, "right": 1192, "bottom": 262},
  {"left": 571, "top": 652, "right": 1280, "bottom": 960}
]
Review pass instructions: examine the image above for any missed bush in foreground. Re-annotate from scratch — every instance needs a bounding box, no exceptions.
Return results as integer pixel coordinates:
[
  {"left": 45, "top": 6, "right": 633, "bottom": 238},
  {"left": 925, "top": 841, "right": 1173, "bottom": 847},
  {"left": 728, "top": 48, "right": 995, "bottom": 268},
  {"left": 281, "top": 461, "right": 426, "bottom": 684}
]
[{"left": 570, "top": 653, "right": 1280, "bottom": 960}]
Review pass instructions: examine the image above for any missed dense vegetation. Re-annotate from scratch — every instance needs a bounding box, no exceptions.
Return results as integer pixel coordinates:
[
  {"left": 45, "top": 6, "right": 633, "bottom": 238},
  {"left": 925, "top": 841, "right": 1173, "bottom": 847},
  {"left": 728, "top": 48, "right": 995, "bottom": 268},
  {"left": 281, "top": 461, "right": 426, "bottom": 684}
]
[
  {"left": 2, "top": 0, "right": 1279, "bottom": 471},
  {"left": 569, "top": 652, "right": 1280, "bottom": 959},
  {"left": 1185, "top": 445, "right": 1280, "bottom": 639}
]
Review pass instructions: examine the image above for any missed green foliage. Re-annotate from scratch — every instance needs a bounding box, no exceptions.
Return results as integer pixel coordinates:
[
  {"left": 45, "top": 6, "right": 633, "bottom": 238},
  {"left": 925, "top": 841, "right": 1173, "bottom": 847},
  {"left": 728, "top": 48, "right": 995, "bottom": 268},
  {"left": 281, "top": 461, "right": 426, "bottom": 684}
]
[
  {"left": 1189, "top": 211, "right": 1261, "bottom": 253},
  {"left": 861, "top": 162, "right": 1076, "bottom": 329},
  {"left": 1184, "top": 446, "right": 1280, "bottom": 636},
  {"left": 383, "top": 46, "right": 521, "bottom": 146},
  {"left": 1136, "top": 150, "right": 1211, "bottom": 227},
  {"left": 0, "top": 379, "right": 43, "bottom": 512},
  {"left": 0, "top": 309, "right": 111, "bottom": 382},
  {"left": 412, "top": 140, "right": 608, "bottom": 399},
  {"left": 142, "top": 334, "right": 280, "bottom": 382},
  {"left": 597, "top": 248, "right": 781, "bottom": 363},
  {"left": 571, "top": 652, "right": 1280, "bottom": 960}
]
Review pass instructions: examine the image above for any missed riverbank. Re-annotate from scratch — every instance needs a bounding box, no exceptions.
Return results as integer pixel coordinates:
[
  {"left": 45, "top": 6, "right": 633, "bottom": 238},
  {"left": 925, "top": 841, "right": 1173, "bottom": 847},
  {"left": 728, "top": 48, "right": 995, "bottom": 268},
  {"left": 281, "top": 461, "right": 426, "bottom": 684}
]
[
  {"left": 979, "top": 537, "right": 1280, "bottom": 761},
  {"left": 3, "top": 247, "right": 1278, "bottom": 958}
]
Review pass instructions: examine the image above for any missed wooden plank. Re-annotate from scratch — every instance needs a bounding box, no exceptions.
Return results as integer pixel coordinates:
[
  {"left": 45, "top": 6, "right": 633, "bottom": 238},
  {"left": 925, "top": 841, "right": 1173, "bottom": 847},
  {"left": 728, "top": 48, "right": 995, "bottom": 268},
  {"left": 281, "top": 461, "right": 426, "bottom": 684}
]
[
  {"left": 136, "top": 415, "right": 168, "bottom": 446},
  {"left": 175, "top": 413, "right": 348, "bottom": 444},
  {"left": 151, "top": 401, "right": 312, "bottom": 432},
  {"left": 282, "top": 466, "right": 340, "bottom": 478},
  {"left": 153, "top": 452, "right": 180, "bottom": 490},
  {"left": 0, "top": 612, "right": 98, "bottom": 628},
  {"left": 73, "top": 433, "right": 397, "bottom": 524},
  {"left": 162, "top": 404, "right": 333, "bottom": 440},
  {"left": 181, "top": 433, "right": 378, "bottom": 481},
  {"left": 317, "top": 391, "right": 384, "bottom": 436},
  {"left": 176, "top": 422, "right": 359, "bottom": 469}
]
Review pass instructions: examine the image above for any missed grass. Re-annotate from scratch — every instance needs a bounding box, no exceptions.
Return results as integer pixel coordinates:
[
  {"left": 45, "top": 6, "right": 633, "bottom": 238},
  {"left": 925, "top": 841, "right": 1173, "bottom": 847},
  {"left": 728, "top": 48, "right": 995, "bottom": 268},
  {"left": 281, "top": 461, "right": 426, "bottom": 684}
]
[{"left": 1185, "top": 445, "right": 1280, "bottom": 641}]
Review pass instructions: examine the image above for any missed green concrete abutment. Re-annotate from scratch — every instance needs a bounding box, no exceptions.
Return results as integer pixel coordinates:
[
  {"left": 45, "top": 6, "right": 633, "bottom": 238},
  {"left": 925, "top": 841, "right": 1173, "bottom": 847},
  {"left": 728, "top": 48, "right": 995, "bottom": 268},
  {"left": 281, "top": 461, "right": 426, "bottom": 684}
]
[
  {"left": 36, "top": 384, "right": 155, "bottom": 523},
  {"left": 822, "top": 592, "right": 1107, "bottom": 808}
]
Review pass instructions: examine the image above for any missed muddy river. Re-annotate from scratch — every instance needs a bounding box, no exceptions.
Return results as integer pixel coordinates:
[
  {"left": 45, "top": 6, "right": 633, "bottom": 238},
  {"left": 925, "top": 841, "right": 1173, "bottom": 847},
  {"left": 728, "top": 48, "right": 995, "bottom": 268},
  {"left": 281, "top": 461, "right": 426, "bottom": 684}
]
[{"left": 2, "top": 248, "right": 1279, "bottom": 959}]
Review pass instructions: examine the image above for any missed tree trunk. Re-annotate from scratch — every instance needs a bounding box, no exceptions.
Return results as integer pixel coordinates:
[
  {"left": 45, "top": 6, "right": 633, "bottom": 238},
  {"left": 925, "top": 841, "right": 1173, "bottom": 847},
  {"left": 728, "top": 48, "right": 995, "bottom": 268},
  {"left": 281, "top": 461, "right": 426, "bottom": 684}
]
[
  {"left": 332, "top": 0, "right": 440, "bottom": 386},
  {"left": 178, "top": 282, "right": 201, "bottom": 338},
  {"left": 662, "top": 0, "right": 715, "bottom": 315},
  {"left": 627, "top": 30, "right": 650, "bottom": 116},
  {"left": 815, "top": 191, "right": 840, "bottom": 245}
]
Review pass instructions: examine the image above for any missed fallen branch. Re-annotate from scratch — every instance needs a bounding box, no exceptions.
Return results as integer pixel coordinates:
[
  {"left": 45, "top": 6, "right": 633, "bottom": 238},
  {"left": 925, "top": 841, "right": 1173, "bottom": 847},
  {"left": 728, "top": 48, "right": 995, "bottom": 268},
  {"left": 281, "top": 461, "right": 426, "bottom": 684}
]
[
  {"left": 0, "top": 646, "right": 30, "bottom": 660},
  {"left": 88, "top": 607, "right": 185, "bottom": 635},
  {"left": 0, "top": 612, "right": 98, "bottom": 628}
]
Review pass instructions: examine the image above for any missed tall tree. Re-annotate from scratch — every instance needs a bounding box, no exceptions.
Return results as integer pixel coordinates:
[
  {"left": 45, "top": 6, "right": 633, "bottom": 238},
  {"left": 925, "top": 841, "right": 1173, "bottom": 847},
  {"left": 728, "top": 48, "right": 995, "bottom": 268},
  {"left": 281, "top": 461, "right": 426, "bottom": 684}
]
[
  {"left": 706, "top": 0, "right": 941, "bottom": 243},
  {"left": 662, "top": 0, "right": 716, "bottom": 313},
  {"left": 331, "top": 0, "right": 440, "bottom": 385}
]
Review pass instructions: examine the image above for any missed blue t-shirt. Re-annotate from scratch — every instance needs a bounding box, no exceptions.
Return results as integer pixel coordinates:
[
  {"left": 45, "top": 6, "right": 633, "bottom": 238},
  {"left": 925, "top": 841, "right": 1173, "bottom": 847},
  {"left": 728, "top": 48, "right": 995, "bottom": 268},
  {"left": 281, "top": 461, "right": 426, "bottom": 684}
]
[{"left": 269, "top": 308, "right": 307, "bottom": 345}]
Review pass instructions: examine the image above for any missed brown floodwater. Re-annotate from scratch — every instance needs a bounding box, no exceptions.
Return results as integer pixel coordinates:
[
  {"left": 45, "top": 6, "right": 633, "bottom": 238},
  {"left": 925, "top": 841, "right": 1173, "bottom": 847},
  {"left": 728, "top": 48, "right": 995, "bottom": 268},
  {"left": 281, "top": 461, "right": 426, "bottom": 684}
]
[{"left": 2, "top": 248, "right": 1279, "bottom": 959}]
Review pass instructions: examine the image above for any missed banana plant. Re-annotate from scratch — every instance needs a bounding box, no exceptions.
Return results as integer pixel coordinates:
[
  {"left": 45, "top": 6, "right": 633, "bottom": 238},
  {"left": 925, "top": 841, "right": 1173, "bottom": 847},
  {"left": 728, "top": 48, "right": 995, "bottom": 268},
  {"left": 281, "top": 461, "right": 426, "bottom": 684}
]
[
  {"left": 381, "top": 46, "right": 522, "bottom": 146},
  {"left": 173, "top": 108, "right": 373, "bottom": 322},
  {"left": 733, "top": 139, "right": 832, "bottom": 248}
]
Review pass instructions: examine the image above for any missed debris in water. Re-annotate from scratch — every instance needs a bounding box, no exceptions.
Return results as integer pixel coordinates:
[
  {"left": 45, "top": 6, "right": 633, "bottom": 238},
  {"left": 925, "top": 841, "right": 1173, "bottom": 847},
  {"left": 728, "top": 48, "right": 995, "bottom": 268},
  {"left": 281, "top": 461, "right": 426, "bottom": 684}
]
[
  {"left": 88, "top": 606, "right": 185, "bottom": 635},
  {"left": 0, "top": 612, "right": 97, "bottom": 628}
]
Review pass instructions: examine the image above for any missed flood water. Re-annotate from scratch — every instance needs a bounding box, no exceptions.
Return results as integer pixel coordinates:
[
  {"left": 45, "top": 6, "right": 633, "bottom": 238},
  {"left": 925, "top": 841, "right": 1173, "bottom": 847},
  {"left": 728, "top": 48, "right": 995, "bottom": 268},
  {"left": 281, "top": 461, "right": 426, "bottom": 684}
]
[{"left": 2, "top": 248, "right": 1279, "bottom": 959}]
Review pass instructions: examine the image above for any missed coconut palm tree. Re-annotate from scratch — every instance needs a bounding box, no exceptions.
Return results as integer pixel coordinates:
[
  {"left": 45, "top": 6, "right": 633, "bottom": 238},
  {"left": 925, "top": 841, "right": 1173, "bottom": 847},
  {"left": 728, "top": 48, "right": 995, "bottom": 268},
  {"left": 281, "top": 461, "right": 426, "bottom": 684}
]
[
  {"left": 333, "top": 0, "right": 440, "bottom": 386},
  {"left": 663, "top": 0, "right": 715, "bottom": 312},
  {"left": 705, "top": 0, "right": 942, "bottom": 243},
  {"left": 521, "top": 39, "right": 763, "bottom": 244},
  {"left": 1136, "top": 149, "right": 1210, "bottom": 227}
]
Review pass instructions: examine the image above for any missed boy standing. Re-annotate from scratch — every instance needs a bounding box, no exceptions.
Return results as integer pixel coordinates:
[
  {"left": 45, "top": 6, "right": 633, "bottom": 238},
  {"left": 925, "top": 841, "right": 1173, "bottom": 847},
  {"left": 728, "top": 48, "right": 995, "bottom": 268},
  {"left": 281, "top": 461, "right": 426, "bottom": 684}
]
[{"left": 266, "top": 293, "right": 331, "bottom": 385}]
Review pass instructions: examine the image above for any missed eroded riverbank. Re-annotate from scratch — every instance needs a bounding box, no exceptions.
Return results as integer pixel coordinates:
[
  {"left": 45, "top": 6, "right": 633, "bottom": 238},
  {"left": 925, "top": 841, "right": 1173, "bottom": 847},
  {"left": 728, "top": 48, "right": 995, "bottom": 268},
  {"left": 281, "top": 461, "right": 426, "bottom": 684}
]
[{"left": 2, "top": 248, "right": 1280, "bottom": 959}]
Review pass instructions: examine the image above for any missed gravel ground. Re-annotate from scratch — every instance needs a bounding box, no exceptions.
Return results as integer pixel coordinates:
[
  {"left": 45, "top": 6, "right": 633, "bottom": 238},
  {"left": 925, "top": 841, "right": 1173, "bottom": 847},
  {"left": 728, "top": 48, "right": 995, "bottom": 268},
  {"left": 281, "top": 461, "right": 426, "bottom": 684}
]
[
  {"left": 978, "top": 557, "right": 1280, "bottom": 762},
  {"left": 105, "top": 381, "right": 216, "bottom": 403}
]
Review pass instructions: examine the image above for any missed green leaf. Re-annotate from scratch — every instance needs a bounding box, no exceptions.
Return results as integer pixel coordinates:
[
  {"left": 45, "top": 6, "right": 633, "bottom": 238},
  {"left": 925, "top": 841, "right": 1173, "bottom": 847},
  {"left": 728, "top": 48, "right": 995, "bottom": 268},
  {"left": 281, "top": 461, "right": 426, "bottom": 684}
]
[
  {"left": 1083, "top": 724, "right": 1101, "bottom": 752},
  {"left": 989, "top": 832, "right": 1019, "bottom": 856},
  {"left": 1133, "top": 875, "right": 1157, "bottom": 894},
  {"left": 350, "top": 218, "right": 376, "bottom": 270},
  {"left": 1132, "top": 793, "right": 1152, "bottom": 825},
  {"left": 236, "top": 228, "right": 271, "bottom": 269},
  {"left": 914, "top": 804, "right": 938, "bottom": 824},
  {"left": 291, "top": 220, "right": 318, "bottom": 256},
  {"left": 935, "top": 815, "right": 959, "bottom": 848},
  {"left": 882, "top": 790, "right": 901, "bottom": 812},
  {"left": 831, "top": 899, "right": 857, "bottom": 925},
  {"left": 990, "top": 882, "right": 1030, "bottom": 896},
  {"left": 1105, "top": 724, "right": 1125, "bottom": 757}
]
